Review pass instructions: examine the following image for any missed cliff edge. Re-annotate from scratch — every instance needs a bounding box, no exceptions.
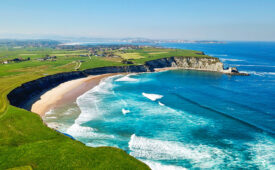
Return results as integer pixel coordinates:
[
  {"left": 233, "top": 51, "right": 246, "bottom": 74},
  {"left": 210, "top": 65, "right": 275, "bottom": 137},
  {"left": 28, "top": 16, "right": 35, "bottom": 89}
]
[{"left": 145, "top": 56, "right": 249, "bottom": 75}]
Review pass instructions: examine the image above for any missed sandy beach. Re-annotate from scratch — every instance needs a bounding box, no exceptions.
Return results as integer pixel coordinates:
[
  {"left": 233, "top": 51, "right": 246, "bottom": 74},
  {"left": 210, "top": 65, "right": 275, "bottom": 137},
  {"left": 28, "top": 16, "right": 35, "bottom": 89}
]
[
  {"left": 31, "top": 73, "right": 121, "bottom": 116},
  {"left": 154, "top": 67, "right": 180, "bottom": 72}
]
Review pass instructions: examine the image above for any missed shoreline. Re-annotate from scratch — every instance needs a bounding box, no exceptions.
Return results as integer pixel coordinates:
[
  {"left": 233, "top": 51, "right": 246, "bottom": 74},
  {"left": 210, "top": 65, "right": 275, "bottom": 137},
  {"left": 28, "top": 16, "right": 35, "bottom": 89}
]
[
  {"left": 30, "top": 69, "right": 173, "bottom": 117},
  {"left": 30, "top": 66, "right": 245, "bottom": 117},
  {"left": 31, "top": 69, "right": 176, "bottom": 117},
  {"left": 30, "top": 66, "right": 247, "bottom": 117},
  {"left": 9, "top": 56, "right": 247, "bottom": 113},
  {"left": 31, "top": 73, "right": 122, "bottom": 117}
]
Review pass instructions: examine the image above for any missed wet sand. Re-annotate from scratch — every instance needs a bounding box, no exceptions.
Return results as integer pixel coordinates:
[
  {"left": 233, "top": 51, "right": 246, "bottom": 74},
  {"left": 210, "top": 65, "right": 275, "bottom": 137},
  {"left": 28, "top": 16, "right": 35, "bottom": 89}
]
[{"left": 31, "top": 73, "right": 121, "bottom": 116}]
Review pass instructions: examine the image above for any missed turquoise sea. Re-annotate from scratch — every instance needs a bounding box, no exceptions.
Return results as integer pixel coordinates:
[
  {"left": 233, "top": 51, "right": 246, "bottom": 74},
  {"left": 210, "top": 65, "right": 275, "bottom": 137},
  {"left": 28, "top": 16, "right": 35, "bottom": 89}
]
[{"left": 44, "top": 42, "right": 275, "bottom": 169}]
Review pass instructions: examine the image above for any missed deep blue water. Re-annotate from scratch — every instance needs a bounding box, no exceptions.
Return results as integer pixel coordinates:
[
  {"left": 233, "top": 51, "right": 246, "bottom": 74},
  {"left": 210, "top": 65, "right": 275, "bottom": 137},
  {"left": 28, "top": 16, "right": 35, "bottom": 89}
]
[{"left": 44, "top": 42, "right": 275, "bottom": 169}]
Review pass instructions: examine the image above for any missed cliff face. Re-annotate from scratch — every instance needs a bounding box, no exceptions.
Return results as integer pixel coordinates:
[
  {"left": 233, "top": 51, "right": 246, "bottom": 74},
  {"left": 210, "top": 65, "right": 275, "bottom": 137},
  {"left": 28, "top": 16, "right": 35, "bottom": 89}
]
[
  {"left": 145, "top": 57, "right": 223, "bottom": 72},
  {"left": 174, "top": 57, "right": 223, "bottom": 71},
  {"left": 7, "top": 56, "right": 242, "bottom": 111},
  {"left": 7, "top": 65, "right": 149, "bottom": 110}
]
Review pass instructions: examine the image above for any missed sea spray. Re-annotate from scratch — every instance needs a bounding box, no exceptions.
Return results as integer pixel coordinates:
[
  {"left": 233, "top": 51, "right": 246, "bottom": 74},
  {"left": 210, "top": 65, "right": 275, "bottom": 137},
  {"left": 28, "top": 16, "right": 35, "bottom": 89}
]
[{"left": 122, "top": 108, "right": 130, "bottom": 115}]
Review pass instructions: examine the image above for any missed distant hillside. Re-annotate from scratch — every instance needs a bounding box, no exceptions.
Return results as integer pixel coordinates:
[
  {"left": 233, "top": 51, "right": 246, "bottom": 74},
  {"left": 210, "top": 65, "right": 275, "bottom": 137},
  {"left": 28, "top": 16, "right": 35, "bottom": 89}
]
[{"left": 0, "top": 39, "right": 61, "bottom": 48}]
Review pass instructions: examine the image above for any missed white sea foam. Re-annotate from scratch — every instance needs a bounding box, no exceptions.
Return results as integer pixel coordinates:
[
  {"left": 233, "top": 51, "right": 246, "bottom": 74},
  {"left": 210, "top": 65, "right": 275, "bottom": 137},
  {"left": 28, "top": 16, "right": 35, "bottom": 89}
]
[
  {"left": 220, "top": 58, "right": 244, "bottom": 62},
  {"left": 129, "top": 134, "right": 211, "bottom": 160},
  {"left": 46, "top": 122, "right": 63, "bottom": 129},
  {"left": 122, "top": 108, "right": 130, "bottom": 115},
  {"left": 66, "top": 123, "right": 96, "bottom": 136},
  {"left": 142, "top": 160, "right": 187, "bottom": 170},
  {"left": 64, "top": 76, "right": 117, "bottom": 140},
  {"left": 86, "top": 142, "right": 119, "bottom": 148},
  {"left": 247, "top": 134, "right": 275, "bottom": 169},
  {"left": 241, "top": 71, "right": 275, "bottom": 76},
  {"left": 142, "top": 93, "right": 163, "bottom": 101},
  {"left": 233, "top": 64, "right": 275, "bottom": 68},
  {"left": 129, "top": 134, "right": 229, "bottom": 169},
  {"left": 66, "top": 123, "right": 114, "bottom": 139},
  {"left": 45, "top": 116, "right": 57, "bottom": 119},
  {"left": 43, "top": 109, "right": 58, "bottom": 120},
  {"left": 64, "top": 107, "right": 79, "bottom": 115},
  {"left": 209, "top": 54, "right": 228, "bottom": 57},
  {"left": 75, "top": 76, "right": 114, "bottom": 124},
  {"left": 116, "top": 75, "right": 138, "bottom": 82},
  {"left": 158, "top": 101, "right": 165, "bottom": 106},
  {"left": 45, "top": 109, "right": 55, "bottom": 116}
]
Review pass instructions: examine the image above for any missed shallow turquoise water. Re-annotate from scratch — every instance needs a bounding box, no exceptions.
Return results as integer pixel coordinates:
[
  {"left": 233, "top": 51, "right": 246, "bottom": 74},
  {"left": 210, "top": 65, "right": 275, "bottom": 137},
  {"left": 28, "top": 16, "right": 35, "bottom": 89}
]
[{"left": 44, "top": 42, "right": 275, "bottom": 169}]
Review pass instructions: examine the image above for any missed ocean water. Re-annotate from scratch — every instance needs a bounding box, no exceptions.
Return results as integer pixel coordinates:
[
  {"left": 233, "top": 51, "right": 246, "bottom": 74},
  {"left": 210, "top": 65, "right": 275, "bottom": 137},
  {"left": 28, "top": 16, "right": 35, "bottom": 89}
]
[{"left": 44, "top": 42, "right": 275, "bottom": 169}]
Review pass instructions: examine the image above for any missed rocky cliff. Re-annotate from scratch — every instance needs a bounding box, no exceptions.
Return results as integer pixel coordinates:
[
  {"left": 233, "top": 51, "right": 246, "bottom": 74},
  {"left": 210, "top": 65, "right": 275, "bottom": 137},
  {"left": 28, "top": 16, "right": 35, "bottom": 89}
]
[
  {"left": 7, "top": 65, "right": 148, "bottom": 111},
  {"left": 7, "top": 56, "right": 246, "bottom": 111},
  {"left": 145, "top": 56, "right": 248, "bottom": 75},
  {"left": 145, "top": 56, "right": 223, "bottom": 72}
]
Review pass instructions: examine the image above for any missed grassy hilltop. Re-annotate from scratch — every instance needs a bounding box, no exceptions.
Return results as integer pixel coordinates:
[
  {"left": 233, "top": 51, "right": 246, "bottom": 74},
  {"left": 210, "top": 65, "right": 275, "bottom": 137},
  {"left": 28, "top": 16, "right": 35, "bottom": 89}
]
[{"left": 0, "top": 43, "right": 210, "bottom": 169}]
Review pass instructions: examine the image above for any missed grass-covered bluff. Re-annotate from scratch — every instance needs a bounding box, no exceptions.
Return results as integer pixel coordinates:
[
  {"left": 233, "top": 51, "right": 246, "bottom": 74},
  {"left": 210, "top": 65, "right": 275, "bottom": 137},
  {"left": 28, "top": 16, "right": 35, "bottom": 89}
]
[{"left": 0, "top": 45, "right": 214, "bottom": 169}]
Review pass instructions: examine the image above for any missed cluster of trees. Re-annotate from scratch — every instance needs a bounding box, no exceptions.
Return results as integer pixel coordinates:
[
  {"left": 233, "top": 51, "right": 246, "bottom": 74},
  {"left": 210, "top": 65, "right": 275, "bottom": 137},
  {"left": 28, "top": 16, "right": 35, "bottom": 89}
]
[
  {"left": 121, "top": 59, "right": 134, "bottom": 64},
  {"left": 37, "top": 54, "right": 57, "bottom": 61},
  {"left": 1, "top": 57, "right": 30, "bottom": 64}
]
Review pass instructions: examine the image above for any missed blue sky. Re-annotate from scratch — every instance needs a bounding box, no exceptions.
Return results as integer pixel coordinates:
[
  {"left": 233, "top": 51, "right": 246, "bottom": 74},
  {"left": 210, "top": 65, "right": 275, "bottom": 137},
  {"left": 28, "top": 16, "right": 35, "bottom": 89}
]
[{"left": 0, "top": 0, "right": 275, "bottom": 41}]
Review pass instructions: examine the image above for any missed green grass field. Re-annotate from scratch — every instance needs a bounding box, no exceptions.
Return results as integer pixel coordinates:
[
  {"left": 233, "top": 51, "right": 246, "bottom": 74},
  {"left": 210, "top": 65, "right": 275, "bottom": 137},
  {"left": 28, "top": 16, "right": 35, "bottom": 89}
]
[
  {"left": 0, "top": 46, "right": 211, "bottom": 169},
  {"left": 115, "top": 47, "right": 209, "bottom": 64}
]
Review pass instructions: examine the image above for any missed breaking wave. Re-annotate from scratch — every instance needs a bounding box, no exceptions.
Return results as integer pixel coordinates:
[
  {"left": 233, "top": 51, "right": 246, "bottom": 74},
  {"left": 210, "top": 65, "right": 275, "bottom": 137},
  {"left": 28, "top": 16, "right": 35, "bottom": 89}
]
[
  {"left": 115, "top": 75, "right": 138, "bottom": 82},
  {"left": 74, "top": 76, "right": 114, "bottom": 124},
  {"left": 241, "top": 71, "right": 275, "bottom": 76},
  {"left": 142, "top": 160, "right": 187, "bottom": 170},
  {"left": 129, "top": 134, "right": 227, "bottom": 169},
  {"left": 142, "top": 92, "right": 163, "bottom": 101},
  {"left": 234, "top": 64, "right": 275, "bottom": 68},
  {"left": 45, "top": 116, "right": 57, "bottom": 119},
  {"left": 158, "top": 101, "right": 165, "bottom": 106},
  {"left": 247, "top": 134, "right": 275, "bottom": 169},
  {"left": 65, "top": 76, "right": 116, "bottom": 140},
  {"left": 45, "top": 109, "right": 55, "bottom": 116},
  {"left": 129, "top": 134, "right": 275, "bottom": 169},
  {"left": 122, "top": 108, "right": 130, "bottom": 115},
  {"left": 220, "top": 58, "right": 244, "bottom": 62},
  {"left": 66, "top": 123, "right": 114, "bottom": 139},
  {"left": 208, "top": 54, "right": 228, "bottom": 57}
]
